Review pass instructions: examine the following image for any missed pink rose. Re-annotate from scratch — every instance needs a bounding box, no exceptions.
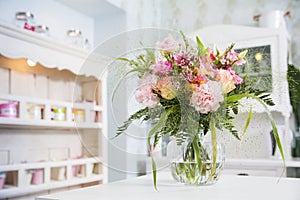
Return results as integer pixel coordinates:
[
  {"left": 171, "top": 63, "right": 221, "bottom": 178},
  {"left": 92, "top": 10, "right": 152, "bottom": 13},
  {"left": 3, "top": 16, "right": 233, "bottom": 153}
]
[
  {"left": 190, "top": 81, "right": 224, "bottom": 114},
  {"left": 156, "top": 76, "right": 176, "bottom": 100},
  {"left": 214, "top": 69, "right": 236, "bottom": 93}
]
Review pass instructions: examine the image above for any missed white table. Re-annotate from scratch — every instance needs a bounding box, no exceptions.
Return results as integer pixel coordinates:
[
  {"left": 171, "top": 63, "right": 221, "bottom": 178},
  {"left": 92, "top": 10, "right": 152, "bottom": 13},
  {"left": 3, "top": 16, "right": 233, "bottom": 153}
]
[{"left": 36, "top": 172, "right": 300, "bottom": 200}]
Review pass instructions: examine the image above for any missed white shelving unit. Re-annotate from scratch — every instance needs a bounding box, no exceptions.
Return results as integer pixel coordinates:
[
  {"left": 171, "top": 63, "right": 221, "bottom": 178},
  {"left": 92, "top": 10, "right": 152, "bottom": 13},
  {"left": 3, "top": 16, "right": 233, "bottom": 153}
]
[
  {"left": 0, "top": 93, "right": 103, "bottom": 129},
  {"left": 0, "top": 157, "right": 103, "bottom": 199},
  {"left": 0, "top": 19, "right": 109, "bottom": 199}
]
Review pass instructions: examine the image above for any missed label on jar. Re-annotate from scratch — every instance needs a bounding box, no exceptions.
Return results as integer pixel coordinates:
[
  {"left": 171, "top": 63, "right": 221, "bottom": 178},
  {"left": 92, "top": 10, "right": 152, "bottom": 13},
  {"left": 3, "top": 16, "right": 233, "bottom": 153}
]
[
  {"left": 26, "top": 105, "right": 42, "bottom": 120},
  {"left": 0, "top": 104, "right": 17, "bottom": 118},
  {"left": 52, "top": 108, "right": 65, "bottom": 121},
  {"left": 73, "top": 110, "right": 84, "bottom": 122}
]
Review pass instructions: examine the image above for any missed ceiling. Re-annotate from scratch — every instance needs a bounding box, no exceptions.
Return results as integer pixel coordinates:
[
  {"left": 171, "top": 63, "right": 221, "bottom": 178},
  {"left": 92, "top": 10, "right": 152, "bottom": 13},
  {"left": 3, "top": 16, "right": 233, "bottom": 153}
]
[{"left": 55, "top": 0, "right": 123, "bottom": 17}]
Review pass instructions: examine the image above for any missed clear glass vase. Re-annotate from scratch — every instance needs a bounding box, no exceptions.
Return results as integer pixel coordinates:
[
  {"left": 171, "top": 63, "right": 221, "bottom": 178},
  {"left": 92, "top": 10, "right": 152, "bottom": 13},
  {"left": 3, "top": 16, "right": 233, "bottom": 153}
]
[{"left": 168, "top": 139, "right": 225, "bottom": 185}]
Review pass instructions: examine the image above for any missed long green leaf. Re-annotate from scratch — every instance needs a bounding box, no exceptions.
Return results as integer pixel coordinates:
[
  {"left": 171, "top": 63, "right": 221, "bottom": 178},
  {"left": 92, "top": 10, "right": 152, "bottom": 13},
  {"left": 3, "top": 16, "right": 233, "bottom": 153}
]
[
  {"left": 241, "top": 106, "right": 253, "bottom": 139},
  {"left": 151, "top": 156, "right": 157, "bottom": 190},
  {"left": 245, "top": 94, "right": 285, "bottom": 162},
  {"left": 226, "top": 94, "right": 248, "bottom": 103},
  {"left": 191, "top": 136, "right": 202, "bottom": 182},
  {"left": 209, "top": 118, "right": 217, "bottom": 179},
  {"left": 196, "top": 36, "right": 206, "bottom": 56},
  {"left": 147, "top": 110, "right": 170, "bottom": 148},
  {"left": 147, "top": 108, "right": 173, "bottom": 190}
]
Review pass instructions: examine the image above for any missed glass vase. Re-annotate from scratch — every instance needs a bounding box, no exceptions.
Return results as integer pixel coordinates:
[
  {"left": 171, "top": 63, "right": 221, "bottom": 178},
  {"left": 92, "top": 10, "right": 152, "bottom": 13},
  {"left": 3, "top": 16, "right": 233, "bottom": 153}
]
[{"left": 168, "top": 139, "right": 225, "bottom": 185}]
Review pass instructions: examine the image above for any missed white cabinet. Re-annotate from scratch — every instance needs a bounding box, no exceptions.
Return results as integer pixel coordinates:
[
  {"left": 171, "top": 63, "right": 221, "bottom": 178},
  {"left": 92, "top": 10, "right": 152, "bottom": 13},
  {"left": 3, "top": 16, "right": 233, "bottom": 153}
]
[{"left": 0, "top": 21, "right": 109, "bottom": 199}]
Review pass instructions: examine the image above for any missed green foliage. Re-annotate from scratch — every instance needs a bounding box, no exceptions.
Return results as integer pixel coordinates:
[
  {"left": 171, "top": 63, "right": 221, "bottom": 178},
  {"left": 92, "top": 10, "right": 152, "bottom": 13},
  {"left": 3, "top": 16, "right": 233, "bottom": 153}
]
[
  {"left": 115, "top": 107, "right": 149, "bottom": 138},
  {"left": 287, "top": 64, "right": 300, "bottom": 130}
]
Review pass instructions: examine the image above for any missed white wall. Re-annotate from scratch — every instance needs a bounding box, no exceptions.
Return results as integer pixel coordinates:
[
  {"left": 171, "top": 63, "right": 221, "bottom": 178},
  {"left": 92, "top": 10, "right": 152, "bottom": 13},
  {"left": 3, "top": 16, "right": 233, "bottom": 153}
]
[
  {"left": 93, "top": 12, "right": 126, "bottom": 47},
  {"left": 0, "top": 0, "right": 94, "bottom": 46},
  {"left": 113, "top": 0, "right": 300, "bottom": 68}
]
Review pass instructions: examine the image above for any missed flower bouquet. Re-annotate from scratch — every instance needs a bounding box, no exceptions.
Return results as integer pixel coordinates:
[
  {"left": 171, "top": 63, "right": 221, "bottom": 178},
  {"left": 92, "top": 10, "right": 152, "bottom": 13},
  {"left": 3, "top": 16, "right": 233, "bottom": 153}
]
[{"left": 115, "top": 31, "right": 284, "bottom": 188}]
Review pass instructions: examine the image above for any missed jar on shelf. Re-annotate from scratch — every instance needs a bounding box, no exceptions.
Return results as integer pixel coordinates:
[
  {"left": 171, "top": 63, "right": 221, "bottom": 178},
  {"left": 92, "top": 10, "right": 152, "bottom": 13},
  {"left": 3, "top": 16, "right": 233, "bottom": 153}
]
[
  {"left": 34, "top": 25, "right": 49, "bottom": 37},
  {"left": 31, "top": 169, "right": 43, "bottom": 185},
  {"left": 0, "top": 102, "right": 18, "bottom": 118},
  {"left": 51, "top": 107, "right": 66, "bottom": 121},
  {"left": 83, "top": 38, "right": 91, "bottom": 50},
  {"left": 15, "top": 11, "right": 35, "bottom": 31},
  {"left": 72, "top": 109, "right": 85, "bottom": 122},
  {"left": 26, "top": 104, "right": 43, "bottom": 120},
  {"left": 0, "top": 171, "right": 6, "bottom": 189},
  {"left": 66, "top": 29, "right": 83, "bottom": 48}
]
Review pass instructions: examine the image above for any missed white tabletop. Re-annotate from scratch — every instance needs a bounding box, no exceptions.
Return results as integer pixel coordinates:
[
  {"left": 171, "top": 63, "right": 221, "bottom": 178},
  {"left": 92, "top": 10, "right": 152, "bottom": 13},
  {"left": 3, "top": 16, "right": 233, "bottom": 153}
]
[{"left": 36, "top": 172, "right": 300, "bottom": 200}]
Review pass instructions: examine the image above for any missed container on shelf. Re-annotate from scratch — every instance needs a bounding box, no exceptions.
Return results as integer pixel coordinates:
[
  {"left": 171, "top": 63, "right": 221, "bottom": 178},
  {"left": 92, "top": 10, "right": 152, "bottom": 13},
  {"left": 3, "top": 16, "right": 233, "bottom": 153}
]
[
  {"left": 66, "top": 29, "right": 83, "bottom": 48},
  {"left": 72, "top": 156, "right": 83, "bottom": 177},
  {"left": 85, "top": 163, "right": 94, "bottom": 177},
  {"left": 31, "top": 169, "right": 43, "bottom": 184},
  {"left": 0, "top": 102, "right": 18, "bottom": 118},
  {"left": 83, "top": 38, "right": 91, "bottom": 50},
  {"left": 25, "top": 170, "right": 33, "bottom": 185},
  {"left": 51, "top": 167, "right": 65, "bottom": 181},
  {"left": 73, "top": 109, "right": 85, "bottom": 122},
  {"left": 26, "top": 104, "right": 43, "bottom": 120},
  {"left": 51, "top": 107, "right": 65, "bottom": 121},
  {"left": 15, "top": 11, "right": 35, "bottom": 31},
  {"left": 72, "top": 165, "right": 81, "bottom": 177},
  {"left": 91, "top": 111, "right": 96, "bottom": 122},
  {"left": 34, "top": 25, "right": 49, "bottom": 36},
  {"left": 93, "top": 163, "right": 101, "bottom": 175},
  {"left": 0, "top": 171, "right": 6, "bottom": 189}
]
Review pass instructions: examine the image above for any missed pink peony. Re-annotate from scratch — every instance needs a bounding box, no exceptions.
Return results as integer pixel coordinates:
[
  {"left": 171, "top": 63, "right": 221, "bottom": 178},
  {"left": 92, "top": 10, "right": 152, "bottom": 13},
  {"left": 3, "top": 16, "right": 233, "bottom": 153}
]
[
  {"left": 152, "top": 60, "right": 173, "bottom": 74},
  {"left": 190, "top": 81, "right": 224, "bottom": 114},
  {"left": 159, "top": 37, "right": 178, "bottom": 53},
  {"left": 135, "top": 73, "right": 159, "bottom": 108},
  {"left": 214, "top": 69, "right": 236, "bottom": 93},
  {"left": 135, "top": 86, "right": 159, "bottom": 108}
]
